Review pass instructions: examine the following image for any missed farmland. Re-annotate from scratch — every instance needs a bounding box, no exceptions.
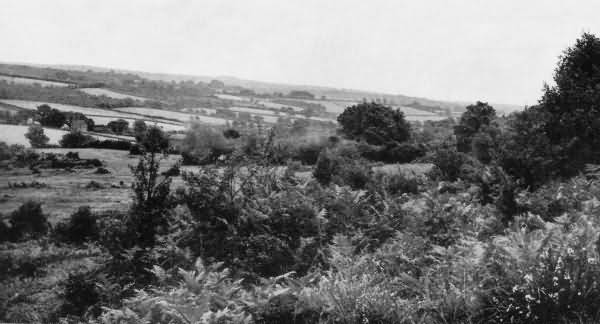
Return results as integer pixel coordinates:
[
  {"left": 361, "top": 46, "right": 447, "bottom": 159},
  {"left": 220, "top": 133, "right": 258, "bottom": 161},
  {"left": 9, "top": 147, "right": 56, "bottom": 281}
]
[
  {"left": 114, "top": 107, "right": 227, "bottom": 125},
  {"left": 0, "top": 75, "right": 72, "bottom": 87},
  {"left": 78, "top": 88, "right": 150, "bottom": 101}
]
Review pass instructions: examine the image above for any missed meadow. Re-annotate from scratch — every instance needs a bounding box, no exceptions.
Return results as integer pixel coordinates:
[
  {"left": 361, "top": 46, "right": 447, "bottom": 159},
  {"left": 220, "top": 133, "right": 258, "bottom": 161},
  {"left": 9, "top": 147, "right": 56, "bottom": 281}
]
[
  {"left": 78, "top": 88, "right": 150, "bottom": 102},
  {"left": 0, "top": 75, "right": 71, "bottom": 87}
]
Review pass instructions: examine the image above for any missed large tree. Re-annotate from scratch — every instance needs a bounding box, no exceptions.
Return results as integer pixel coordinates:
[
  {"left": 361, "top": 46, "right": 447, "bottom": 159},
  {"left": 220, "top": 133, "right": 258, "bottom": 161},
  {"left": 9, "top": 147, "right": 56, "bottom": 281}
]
[
  {"left": 538, "top": 32, "right": 600, "bottom": 166},
  {"left": 454, "top": 101, "right": 496, "bottom": 153},
  {"left": 337, "top": 102, "right": 410, "bottom": 145}
]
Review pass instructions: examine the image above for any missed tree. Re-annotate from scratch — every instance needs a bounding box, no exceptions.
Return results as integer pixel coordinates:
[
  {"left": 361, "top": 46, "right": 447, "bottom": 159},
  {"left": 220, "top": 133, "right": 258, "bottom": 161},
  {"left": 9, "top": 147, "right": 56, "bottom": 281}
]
[
  {"left": 25, "top": 125, "right": 49, "bottom": 148},
  {"left": 538, "top": 32, "right": 600, "bottom": 167},
  {"left": 337, "top": 102, "right": 410, "bottom": 145},
  {"left": 133, "top": 120, "right": 148, "bottom": 142},
  {"left": 140, "top": 125, "right": 169, "bottom": 153},
  {"left": 454, "top": 101, "right": 496, "bottom": 152},
  {"left": 60, "top": 131, "right": 93, "bottom": 148},
  {"left": 128, "top": 127, "right": 175, "bottom": 246},
  {"left": 107, "top": 119, "right": 129, "bottom": 134},
  {"left": 37, "top": 105, "right": 66, "bottom": 128}
]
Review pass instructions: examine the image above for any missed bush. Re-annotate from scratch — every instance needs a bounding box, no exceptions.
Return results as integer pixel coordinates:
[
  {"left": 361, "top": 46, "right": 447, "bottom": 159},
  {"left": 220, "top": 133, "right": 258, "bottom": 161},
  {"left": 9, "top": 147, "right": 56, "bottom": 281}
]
[
  {"left": 223, "top": 128, "right": 241, "bottom": 139},
  {"left": 59, "top": 131, "right": 94, "bottom": 148},
  {"left": 86, "top": 139, "right": 133, "bottom": 151},
  {"left": 360, "top": 142, "right": 426, "bottom": 163},
  {"left": 9, "top": 201, "right": 48, "bottom": 240},
  {"left": 377, "top": 172, "right": 419, "bottom": 195},
  {"left": 25, "top": 125, "right": 49, "bottom": 148},
  {"left": 423, "top": 146, "right": 471, "bottom": 181},
  {"left": 54, "top": 206, "right": 99, "bottom": 244},
  {"left": 313, "top": 149, "right": 338, "bottom": 186}
]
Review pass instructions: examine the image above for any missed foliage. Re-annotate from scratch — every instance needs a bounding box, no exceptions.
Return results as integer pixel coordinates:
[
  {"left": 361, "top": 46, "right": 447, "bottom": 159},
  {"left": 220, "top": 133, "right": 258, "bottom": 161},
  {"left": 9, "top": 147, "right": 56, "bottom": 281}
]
[
  {"left": 54, "top": 206, "right": 99, "bottom": 245},
  {"left": 8, "top": 201, "right": 49, "bottom": 241},
  {"left": 59, "top": 131, "right": 94, "bottom": 148},
  {"left": 454, "top": 101, "right": 496, "bottom": 153},
  {"left": 337, "top": 102, "right": 411, "bottom": 145},
  {"left": 107, "top": 118, "right": 129, "bottom": 134},
  {"left": 37, "top": 104, "right": 67, "bottom": 128},
  {"left": 25, "top": 125, "right": 49, "bottom": 148}
]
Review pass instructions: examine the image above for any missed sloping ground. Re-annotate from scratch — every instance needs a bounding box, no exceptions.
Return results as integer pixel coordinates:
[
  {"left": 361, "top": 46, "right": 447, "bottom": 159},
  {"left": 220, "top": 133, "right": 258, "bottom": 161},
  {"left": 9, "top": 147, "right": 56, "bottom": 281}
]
[
  {"left": 0, "top": 124, "right": 132, "bottom": 146},
  {"left": 115, "top": 107, "right": 227, "bottom": 125},
  {"left": 215, "top": 94, "right": 250, "bottom": 101},
  {"left": 78, "top": 88, "right": 150, "bottom": 102},
  {"left": 0, "top": 124, "right": 68, "bottom": 146},
  {"left": 0, "top": 99, "right": 141, "bottom": 119},
  {"left": 0, "top": 148, "right": 182, "bottom": 219},
  {"left": 257, "top": 100, "right": 304, "bottom": 112},
  {"left": 0, "top": 99, "right": 187, "bottom": 130},
  {"left": 0, "top": 75, "right": 71, "bottom": 87}
]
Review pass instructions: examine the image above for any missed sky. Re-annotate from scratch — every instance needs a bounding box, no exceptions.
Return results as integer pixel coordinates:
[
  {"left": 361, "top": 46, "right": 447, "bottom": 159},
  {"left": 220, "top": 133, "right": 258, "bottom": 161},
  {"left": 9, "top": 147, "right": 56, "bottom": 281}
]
[{"left": 1, "top": 0, "right": 600, "bottom": 106}]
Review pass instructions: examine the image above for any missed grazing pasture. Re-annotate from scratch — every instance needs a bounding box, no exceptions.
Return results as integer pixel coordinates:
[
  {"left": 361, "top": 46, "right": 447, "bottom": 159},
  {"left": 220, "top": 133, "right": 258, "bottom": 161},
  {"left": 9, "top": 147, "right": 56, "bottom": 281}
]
[
  {"left": 0, "top": 75, "right": 72, "bottom": 87},
  {"left": 0, "top": 148, "right": 183, "bottom": 221},
  {"left": 115, "top": 107, "right": 228, "bottom": 125},
  {"left": 78, "top": 88, "right": 150, "bottom": 101},
  {"left": 215, "top": 94, "right": 249, "bottom": 101},
  {"left": 0, "top": 124, "right": 133, "bottom": 146}
]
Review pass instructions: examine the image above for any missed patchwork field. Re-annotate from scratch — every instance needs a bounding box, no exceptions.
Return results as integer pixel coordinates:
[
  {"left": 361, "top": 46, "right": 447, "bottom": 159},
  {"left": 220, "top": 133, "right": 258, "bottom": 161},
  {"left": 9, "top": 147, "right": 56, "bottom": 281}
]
[
  {"left": 215, "top": 94, "right": 250, "bottom": 101},
  {"left": 78, "top": 88, "right": 150, "bottom": 101},
  {"left": 115, "top": 107, "right": 228, "bottom": 125},
  {"left": 0, "top": 124, "right": 133, "bottom": 146},
  {"left": 0, "top": 99, "right": 190, "bottom": 130},
  {"left": 0, "top": 75, "right": 72, "bottom": 87}
]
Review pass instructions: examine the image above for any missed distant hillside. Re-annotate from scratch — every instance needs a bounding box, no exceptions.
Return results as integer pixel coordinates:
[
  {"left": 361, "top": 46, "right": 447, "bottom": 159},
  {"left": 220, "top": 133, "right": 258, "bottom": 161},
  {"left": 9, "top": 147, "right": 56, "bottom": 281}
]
[{"left": 3, "top": 62, "right": 523, "bottom": 114}]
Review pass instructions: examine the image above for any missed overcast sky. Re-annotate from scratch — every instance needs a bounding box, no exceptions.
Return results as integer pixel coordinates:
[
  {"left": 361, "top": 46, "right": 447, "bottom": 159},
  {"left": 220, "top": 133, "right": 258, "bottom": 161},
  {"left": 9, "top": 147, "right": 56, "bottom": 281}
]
[{"left": 1, "top": 0, "right": 599, "bottom": 105}]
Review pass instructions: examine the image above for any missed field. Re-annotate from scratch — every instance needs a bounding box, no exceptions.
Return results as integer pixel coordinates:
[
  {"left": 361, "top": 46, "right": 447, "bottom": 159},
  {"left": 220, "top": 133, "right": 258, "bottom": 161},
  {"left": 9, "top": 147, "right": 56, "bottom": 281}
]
[
  {"left": 214, "top": 94, "right": 250, "bottom": 101},
  {"left": 115, "top": 107, "right": 228, "bottom": 125},
  {"left": 78, "top": 88, "right": 150, "bottom": 101},
  {"left": 0, "top": 75, "right": 71, "bottom": 87},
  {"left": 0, "top": 148, "right": 183, "bottom": 221},
  {"left": 0, "top": 124, "right": 133, "bottom": 146},
  {"left": 0, "top": 124, "right": 68, "bottom": 146},
  {"left": 0, "top": 99, "right": 190, "bottom": 130},
  {"left": 257, "top": 100, "right": 304, "bottom": 112}
]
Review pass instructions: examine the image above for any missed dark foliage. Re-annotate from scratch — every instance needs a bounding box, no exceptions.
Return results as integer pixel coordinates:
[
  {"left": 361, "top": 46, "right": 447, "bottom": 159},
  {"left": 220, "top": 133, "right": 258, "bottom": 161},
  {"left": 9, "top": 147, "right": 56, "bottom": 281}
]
[
  {"left": 454, "top": 101, "right": 496, "bottom": 153},
  {"left": 54, "top": 206, "right": 99, "bottom": 245},
  {"left": 337, "top": 102, "right": 411, "bottom": 145},
  {"left": 59, "top": 131, "right": 94, "bottom": 148},
  {"left": 8, "top": 201, "right": 48, "bottom": 241}
]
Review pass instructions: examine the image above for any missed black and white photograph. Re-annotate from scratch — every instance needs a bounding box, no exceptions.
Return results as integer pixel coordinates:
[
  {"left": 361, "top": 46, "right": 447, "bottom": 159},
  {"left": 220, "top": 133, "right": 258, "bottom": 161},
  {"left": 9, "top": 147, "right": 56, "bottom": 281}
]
[{"left": 1, "top": 0, "right": 600, "bottom": 323}]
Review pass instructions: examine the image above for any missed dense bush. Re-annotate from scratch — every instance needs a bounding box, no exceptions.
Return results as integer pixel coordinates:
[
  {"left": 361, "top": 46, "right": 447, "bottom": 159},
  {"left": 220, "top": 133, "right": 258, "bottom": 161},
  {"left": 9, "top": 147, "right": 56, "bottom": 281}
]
[
  {"left": 8, "top": 201, "right": 49, "bottom": 241},
  {"left": 337, "top": 102, "right": 411, "bottom": 145},
  {"left": 59, "top": 131, "right": 94, "bottom": 148},
  {"left": 54, "top": 206, "right": 99, "bottom": 244},
  {"left": 25, "top": 125, "right": 49, "bottom": 148}
]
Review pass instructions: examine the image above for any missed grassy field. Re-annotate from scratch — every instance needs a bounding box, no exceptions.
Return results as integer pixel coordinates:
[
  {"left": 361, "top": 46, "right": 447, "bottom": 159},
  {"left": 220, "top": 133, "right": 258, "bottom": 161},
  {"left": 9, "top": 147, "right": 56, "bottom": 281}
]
[
  {"left": 0, "top": 99, "right": 189, "bottom": 130},
  {"left": 0, "top": 124, "right": 68, "bottom": 146},
  {"left": 0, "top": 124, "right": 136, "bottom": 146},
  {"left": 79, "top": 87, "right": 150, "bottom": 101},
  {"left": 115, "top": 107, "right": 228, "bottom": 125},
  {"left": 0, "top": 75, "right": 71, "bottom": 87},
  {"left": 0, "top": 148, "right": 184, "bottom": 221}
]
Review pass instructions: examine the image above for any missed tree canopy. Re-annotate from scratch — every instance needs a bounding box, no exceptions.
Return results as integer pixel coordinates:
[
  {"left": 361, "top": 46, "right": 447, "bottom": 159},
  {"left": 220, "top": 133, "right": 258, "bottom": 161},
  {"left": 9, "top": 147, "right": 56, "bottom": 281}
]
[{"left": 337, "top": 102, "right": 411, "bottom": 145}]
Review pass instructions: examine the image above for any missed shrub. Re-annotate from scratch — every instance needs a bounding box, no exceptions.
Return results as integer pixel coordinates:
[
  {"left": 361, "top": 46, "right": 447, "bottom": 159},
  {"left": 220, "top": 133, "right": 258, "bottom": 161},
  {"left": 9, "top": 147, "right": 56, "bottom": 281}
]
[
  {"left": 59, "top": 131, "right": 94, "bottom": 148},
  {"left": 25, "top": 125, "right": 49, "bottom": 148},
  {"left": 54, "top": 206, "right": 99, "bottom": 244},
  {"left": 57, "top": 273, "right": 101, "bottom": 319},
  {"left": 423, "top": 146, "right": 470, "bottom": 181},
  {"left": 378, "top": 172, "right": 419, "bottom": 195},
  {"left": 313, "top": 149, "right": 338, "bottom": 186},
  {"left": 9, "top": 201, "right": 48, "bottom": 240},
  {"left": 338, "top": 102, "right": 411, "bottom": 145},
  {"left": 223, "top": 128, "right": 241, "bottom": 139}
]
